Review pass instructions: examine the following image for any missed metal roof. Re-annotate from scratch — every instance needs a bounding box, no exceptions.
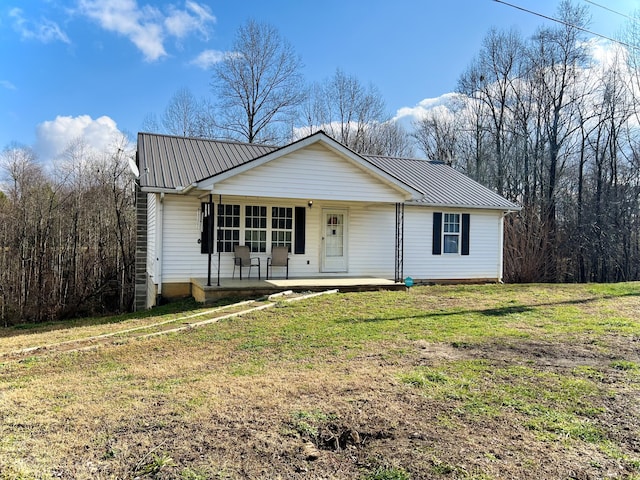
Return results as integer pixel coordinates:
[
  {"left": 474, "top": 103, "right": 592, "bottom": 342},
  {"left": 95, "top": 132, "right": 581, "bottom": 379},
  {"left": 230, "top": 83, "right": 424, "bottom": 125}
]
[
  {"left": 137, "top": 132, "right": 277, "bottom": 190},
  {"left": 137, "top": 132, "right": 520, "bottom": 210},
  {"left": 363, "top": 155, "right": 520, "bottom": 210}
]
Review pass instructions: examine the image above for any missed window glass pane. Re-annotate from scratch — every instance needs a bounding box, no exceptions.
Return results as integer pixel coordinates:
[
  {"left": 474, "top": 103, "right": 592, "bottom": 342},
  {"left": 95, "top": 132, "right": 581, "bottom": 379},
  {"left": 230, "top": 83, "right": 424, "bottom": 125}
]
[
  {"left": 217, "top": 204, "right": 241, "bottom": 252},
  {"left": 271, "top": 206, "right": 293, "bottom": 249},
  {"left": 444, "top": 235, "right": 459, "bottom": 254},
  {"left": 245, "top": 205, "right": 267, "bottom": 252}
]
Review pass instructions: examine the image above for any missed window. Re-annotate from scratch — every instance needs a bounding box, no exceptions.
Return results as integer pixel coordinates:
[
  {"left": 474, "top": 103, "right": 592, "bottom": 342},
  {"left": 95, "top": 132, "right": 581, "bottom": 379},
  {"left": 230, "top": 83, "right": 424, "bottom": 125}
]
[
  {"left": 245, "top": 206, "right": 267, "bottom": 253},
  {"left": 443, "top": 213, "right": 460, "bottom": 254},
  {"left": 202, "top": 204, "right": 304, "bottom": 255},
  {"left": 433, "top": 212, "right": 470, "bottom": 256},
  {"left": 217, "top": 204, "right": 240, "bottom": 252},
  {"left": 272, "top": 207, "right": 293, "bottom": 251}
]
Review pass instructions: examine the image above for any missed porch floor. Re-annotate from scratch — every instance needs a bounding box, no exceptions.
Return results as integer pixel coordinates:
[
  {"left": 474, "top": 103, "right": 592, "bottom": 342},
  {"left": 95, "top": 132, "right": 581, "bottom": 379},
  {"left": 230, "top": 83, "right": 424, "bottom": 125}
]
[{"left": 191, "top": 276, "right": 405, "bottom": 303}]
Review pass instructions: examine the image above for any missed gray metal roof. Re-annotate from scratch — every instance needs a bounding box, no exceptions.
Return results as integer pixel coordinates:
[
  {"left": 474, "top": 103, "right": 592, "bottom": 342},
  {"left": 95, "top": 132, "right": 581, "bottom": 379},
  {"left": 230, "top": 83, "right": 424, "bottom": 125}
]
[
  {"left": 137, "top": 132, "right": 277, "bottom": 189},
  {"left": 137, "top": 132, "right": 520, "bottom": 210},
  {"left": 363, "top": 155, "right": 520, "bottom": 210}
]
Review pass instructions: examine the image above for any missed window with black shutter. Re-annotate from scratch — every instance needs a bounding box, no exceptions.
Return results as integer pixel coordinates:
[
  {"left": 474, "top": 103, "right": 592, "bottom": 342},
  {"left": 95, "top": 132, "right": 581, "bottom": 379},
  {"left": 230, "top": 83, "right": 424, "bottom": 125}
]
[{"left": 433, "top": 212, "right": 470, "bottom": 255}]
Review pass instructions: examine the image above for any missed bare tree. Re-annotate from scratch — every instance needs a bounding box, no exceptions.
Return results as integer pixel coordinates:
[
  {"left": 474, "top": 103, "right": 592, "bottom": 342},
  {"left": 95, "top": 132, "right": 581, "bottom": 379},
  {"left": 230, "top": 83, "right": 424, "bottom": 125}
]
[
  {"left": 141, "top": 112, "right": 161, "bottom": 133},
  {"left": 458, "top": 28, "right": 525, "bottom": 196},
  {"left": 526, "top": 0, "right": 590, "bottom": 281},
  {"left": 413, "top": 108, "right": 459, "bottom": 164},
  {"left": 162, "top": 87, "right": 216, "bottom": 138},
  {"left": 0, "top": 138, "right": 137, "bottom": 325},
  {"left": 364, "top": 121, "right": 414, "bottom": 157},
  {"left": 304, "top": 69, "right": 411, "bottom": 155},
  {"left": 211, "top": 20, "right": 305, "bottom": 144}
]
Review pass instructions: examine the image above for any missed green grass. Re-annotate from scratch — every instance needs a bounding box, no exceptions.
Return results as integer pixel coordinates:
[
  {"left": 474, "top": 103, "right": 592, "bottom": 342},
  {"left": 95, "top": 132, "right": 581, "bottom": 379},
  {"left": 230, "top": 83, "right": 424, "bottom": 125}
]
[
  {"left": 399, "top": 360, "right": 610, "bottom": 442},
  {"left": 1, "top": 283, "right": 639, "bottom": 479}
]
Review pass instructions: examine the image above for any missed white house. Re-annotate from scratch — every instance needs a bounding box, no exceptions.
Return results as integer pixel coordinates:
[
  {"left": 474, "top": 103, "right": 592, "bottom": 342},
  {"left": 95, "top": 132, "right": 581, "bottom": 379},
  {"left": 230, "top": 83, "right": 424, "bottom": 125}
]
[{"left": 134, "top": 131, "right": 520, "bottom": 309}]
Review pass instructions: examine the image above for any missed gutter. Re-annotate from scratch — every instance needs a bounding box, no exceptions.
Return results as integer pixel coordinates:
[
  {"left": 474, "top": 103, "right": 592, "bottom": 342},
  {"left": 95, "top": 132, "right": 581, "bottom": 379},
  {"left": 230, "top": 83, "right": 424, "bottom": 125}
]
[
  {"left": 140, "top": 183, "right": 198, "bottom": 195},
  {"left": 405, "top": 201, "right": 522, "bottom": 211},
  {"left": 176, "top": 183, "right": 197, "bottom": 194}
]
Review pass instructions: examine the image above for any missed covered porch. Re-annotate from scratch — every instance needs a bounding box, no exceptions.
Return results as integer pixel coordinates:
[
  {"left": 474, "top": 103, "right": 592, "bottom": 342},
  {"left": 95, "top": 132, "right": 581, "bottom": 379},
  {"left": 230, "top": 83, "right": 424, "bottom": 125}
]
[{"left": 191, "top": 276, "right": 405, "bottom": 303}]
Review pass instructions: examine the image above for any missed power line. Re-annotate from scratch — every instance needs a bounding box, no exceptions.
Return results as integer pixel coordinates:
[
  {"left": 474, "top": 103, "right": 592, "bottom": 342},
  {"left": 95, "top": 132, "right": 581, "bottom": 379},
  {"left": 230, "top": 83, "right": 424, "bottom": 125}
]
[
  {"left": 583, "top": 0, "right": 639, "bottom": 24},
  {"left": 493, "top": 0, "right": 639, "bottom": 52}
]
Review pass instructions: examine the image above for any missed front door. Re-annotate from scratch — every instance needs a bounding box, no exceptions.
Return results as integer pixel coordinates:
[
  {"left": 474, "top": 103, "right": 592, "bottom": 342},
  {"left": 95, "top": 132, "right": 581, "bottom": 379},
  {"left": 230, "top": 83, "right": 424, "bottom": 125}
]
[{"left": 322, "top": 210, "right": 347, "bottom": 272}]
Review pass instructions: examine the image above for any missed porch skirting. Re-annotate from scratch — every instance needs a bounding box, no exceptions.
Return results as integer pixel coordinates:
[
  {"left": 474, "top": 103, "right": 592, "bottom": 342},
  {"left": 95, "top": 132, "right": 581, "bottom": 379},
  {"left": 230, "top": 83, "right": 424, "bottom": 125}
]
[{"left": 151, "top": 277, "right": 499, "bottom": 306}]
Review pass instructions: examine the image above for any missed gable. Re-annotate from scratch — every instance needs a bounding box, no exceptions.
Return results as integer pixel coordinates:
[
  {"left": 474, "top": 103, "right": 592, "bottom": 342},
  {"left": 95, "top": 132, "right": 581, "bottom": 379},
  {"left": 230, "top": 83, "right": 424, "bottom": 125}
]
[
  {"left": 136, "top": 131, "right": 519, "bottom": 211},
  {"left": 209, "top": 143, "right": 411, "bottom": 202}
]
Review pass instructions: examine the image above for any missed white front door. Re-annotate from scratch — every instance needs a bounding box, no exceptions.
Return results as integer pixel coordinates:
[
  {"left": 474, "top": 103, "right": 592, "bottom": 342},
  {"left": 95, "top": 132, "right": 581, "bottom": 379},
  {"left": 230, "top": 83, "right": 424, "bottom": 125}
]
[{"left": 322, "top": 210, "right": 348, "bottom": 272}]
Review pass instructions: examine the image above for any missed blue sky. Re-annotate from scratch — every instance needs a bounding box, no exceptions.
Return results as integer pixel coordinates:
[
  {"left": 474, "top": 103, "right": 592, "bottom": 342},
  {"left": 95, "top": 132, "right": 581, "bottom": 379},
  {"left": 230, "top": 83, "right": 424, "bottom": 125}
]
[{"left": 0, "top": 0, "right": 636, "bottom": 161}]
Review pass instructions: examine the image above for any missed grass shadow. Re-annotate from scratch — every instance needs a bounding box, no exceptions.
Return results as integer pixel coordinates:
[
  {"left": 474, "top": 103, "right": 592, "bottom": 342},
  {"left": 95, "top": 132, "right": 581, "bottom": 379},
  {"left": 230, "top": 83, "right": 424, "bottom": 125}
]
[
  {"left": 338, "top": 293, "right": 637, "bottom": 324},
  {"left": 0, "top": 297, "right": 245, "bottom": 338}
]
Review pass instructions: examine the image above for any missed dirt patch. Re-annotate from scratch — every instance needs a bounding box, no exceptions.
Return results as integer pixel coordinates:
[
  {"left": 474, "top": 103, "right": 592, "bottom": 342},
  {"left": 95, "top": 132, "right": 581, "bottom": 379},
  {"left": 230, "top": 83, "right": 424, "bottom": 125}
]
[
  {"left": 2, "top": 284, "right": 640, "bottom": 479},
  {"left": 33, "top": 350, "right": 638, "bottom": 480}
]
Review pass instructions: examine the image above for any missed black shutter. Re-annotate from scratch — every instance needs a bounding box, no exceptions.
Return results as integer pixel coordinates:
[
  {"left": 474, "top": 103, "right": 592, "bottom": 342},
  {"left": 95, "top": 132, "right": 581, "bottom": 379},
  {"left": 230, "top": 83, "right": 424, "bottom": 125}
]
[
  {"left": 432, "top": 212, "right": 442, "bottom": 255},
  {"left": 294, "top": 207, "right": 306, "bottom": 254},
  {"left": 461, "top": 213, "right": 470, "bottom": 256},
  {"left": 200, "top": 202, "right": 214, "bottom": 254}
]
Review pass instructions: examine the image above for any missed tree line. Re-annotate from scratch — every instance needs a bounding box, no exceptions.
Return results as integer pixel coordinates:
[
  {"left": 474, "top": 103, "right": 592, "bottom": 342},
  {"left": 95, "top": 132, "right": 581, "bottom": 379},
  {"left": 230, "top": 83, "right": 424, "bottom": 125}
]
[
  {"left": 2, "top": 1, "right": 640, "bottom": 324},
  {"left": 0, "top": 139, "right": 136, "bottom": 325},
  {"left": 414, "top": 1, "right": 640, "bottom": 282}
]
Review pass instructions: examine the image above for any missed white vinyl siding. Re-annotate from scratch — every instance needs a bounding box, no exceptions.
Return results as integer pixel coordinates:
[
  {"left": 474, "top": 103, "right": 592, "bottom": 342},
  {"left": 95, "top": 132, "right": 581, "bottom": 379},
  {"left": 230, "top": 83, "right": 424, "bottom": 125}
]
[
  {"left": 213, "top": 144, "right": 407, "bottom": 203},
  {"left": 404, "top": 206, "right": 503, "bottom": 280},
  {"left": 162, "top": 195, "right": 208, "bottom": 282},
  {"left": 347, "top": 205, "right": 396, "bottom": 277},
  {"left": 159, "top": 195, "right": 503, "bottom": 283}
]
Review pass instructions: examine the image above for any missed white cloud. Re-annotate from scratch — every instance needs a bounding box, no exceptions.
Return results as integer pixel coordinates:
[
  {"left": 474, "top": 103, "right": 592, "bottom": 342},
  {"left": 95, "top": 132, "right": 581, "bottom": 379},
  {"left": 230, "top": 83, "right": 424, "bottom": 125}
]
[
  {"left": 78, "top": 0, "right": 216, "bottom": 62},
  {"left": 1, "top": 80, "right": 17, "bottom": 90},
  {"left": 165, "top": 1, "right": 215, "bottom": 39},
  {"left": 35, "top": 115, "right": 125, "bottom": 162},
  {"left": 78, "top": 0, "right": 166, "bottom": 61},
  {"left": 585, "top": 38, "right": 628, "bottom": 70},
  {"left": 394, "top": 92, "right": 465, "bottom": 123},
  {"left": 9, "top": 7, "right": 70, "bottom": 44},
  {"left": 190, "top": 49, "right": 226, "bottom": 69}
]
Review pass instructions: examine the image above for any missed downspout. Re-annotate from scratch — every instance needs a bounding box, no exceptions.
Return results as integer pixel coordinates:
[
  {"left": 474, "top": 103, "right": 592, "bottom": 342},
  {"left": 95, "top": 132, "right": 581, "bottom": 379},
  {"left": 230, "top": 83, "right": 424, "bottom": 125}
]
[
  {"left": 207, "top": 193, "right": 213, "bottom": 287},
  {"left": 217, "top": 194, "right": 222, "bottom": 287},
  {"left": 395, "top": 202, "right": 405, "bottom": 282},
  {"left": 156, "top": 192, "right": 164, "bottom": 305}
]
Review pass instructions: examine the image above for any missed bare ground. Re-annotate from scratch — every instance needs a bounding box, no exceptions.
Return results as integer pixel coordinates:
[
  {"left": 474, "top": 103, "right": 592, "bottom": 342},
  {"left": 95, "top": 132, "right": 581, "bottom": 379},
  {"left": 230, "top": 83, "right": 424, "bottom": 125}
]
[
  {"left": 3, "top": 338, "right": 635, "bottom": 479},
  {"left": 1, "top": 288, "right": 639, "bottom": 479}
]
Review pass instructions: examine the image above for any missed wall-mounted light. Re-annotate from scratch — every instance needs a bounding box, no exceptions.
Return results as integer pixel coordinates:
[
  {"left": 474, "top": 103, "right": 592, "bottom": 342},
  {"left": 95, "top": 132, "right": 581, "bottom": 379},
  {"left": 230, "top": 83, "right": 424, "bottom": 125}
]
[{"left": 308, "top": 200, "right": 313, "bottom": 208}]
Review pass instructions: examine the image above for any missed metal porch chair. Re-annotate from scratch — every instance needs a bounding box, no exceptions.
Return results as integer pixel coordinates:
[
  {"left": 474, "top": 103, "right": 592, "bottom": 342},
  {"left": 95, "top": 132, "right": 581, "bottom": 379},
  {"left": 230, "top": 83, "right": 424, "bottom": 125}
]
[
  {"left": 233, "top": 245, "right": 261, "bottom": 279},
  {"left": 267, "top": 245, "right": 289, "bottom": 279}
]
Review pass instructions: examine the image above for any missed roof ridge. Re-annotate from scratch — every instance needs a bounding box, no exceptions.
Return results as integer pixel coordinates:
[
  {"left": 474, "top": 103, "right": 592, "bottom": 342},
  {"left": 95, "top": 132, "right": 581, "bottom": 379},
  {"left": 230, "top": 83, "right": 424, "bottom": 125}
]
[
  {"left": 363, "top": 153, "right": 445, "bottom": 164},
  {"left": 138, "top": 131, "right": 280, "bottom": 149}
]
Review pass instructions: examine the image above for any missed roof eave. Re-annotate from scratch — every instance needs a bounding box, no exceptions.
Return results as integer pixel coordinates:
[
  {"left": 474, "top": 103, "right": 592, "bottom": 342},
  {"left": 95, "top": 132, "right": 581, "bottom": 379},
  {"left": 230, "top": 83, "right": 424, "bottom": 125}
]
[{"left": 406, "top": 200, "right": 522, "bottom": 211}]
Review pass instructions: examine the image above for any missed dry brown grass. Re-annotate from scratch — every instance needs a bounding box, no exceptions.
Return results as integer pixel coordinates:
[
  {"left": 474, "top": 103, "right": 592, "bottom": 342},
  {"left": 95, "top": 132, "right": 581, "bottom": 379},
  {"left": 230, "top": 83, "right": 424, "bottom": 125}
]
[{"left": 1, "top": 283, "right": 639, "bottom": 479}]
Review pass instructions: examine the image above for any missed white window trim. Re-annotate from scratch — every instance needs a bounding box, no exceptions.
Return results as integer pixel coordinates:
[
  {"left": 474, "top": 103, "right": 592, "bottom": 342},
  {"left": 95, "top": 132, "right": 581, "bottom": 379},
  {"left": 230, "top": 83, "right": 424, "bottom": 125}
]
[
  {"left": 442, "top": 212, "right": 461, "bottom": 255},
  {"left": 215, "top": 203, "right": 295, "bottom": 254}
]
